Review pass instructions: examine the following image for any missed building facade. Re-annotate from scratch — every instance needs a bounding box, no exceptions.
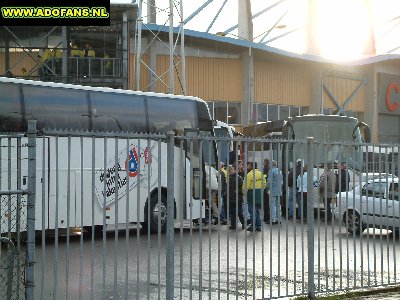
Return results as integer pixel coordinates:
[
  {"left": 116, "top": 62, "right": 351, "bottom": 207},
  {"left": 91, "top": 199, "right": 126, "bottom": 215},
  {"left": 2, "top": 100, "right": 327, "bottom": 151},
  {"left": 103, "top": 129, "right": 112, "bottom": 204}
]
[{"left": 1, "top": 4, "right": 400, "bottom": 143}]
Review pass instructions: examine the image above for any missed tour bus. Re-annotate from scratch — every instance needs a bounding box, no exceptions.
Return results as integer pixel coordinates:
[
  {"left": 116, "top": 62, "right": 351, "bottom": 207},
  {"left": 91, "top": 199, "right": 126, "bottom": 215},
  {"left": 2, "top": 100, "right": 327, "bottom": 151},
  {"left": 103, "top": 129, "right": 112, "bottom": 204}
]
[
  {"left": 243, "top": 114, "right": 371, "bottom": 210},
  {"left": 0, "top": 77, "right": 217, "bottom": 234}
]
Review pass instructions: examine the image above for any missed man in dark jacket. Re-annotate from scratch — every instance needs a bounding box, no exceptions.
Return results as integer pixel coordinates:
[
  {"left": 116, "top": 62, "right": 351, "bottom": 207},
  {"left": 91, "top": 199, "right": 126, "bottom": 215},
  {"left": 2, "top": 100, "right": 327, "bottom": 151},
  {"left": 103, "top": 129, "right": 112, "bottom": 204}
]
[
  {"left": 227, "top": 165, "right": 245, "bottom": 229},
  {"left": 262, "top": 158, "right": 270, "bottom": 222},
  {"left": 336, "top": 162, "right": 350, "bottom": 192},
  {"left": 288, "top": 161, "right": 303, "bottom": 219}
]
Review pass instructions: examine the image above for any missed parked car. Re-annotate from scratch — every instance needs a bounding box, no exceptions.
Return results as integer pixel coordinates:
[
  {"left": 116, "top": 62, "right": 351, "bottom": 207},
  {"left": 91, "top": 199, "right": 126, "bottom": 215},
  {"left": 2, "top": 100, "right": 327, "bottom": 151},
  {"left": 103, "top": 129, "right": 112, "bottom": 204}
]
[
  {"left": 334, "top": 177, "right": 399, "bottom": 235},
  {"left": 358, "top": 173, "right": 398, "bottom": 184}
]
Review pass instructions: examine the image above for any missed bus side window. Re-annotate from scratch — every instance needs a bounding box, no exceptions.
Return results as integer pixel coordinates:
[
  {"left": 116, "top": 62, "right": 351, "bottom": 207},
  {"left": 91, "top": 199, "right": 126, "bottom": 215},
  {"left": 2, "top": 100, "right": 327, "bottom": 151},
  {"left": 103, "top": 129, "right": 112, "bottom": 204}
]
[
  {"left": 90, "top": 92, "right": 147, "bottom": 133},
  {"left": 24, "top": 85, "right": 89, "bottom": 131},
  {"left": 147, "top": 97, "right": 197, "bottom": 134},
  {"left": 0, "top": 83, "right": 23, "bottom": 132}
]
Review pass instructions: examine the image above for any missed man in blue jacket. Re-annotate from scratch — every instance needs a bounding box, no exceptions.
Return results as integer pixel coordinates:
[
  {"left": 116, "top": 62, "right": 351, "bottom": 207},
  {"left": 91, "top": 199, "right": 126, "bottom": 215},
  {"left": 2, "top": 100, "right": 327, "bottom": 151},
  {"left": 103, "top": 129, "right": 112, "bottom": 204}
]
[{"left": 267, "top": 160, "right": 283, "bottom": 225}]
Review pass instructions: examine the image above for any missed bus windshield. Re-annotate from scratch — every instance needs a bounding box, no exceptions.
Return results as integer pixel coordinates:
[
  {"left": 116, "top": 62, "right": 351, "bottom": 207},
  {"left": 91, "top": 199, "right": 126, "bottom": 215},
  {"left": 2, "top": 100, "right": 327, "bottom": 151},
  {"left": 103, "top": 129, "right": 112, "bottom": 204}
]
[
  {"left": 287, "top": 116, "right": 365, "bottom": 170},
  {"left": 291, "top": 119, "right": 362, "bottom": 143}
]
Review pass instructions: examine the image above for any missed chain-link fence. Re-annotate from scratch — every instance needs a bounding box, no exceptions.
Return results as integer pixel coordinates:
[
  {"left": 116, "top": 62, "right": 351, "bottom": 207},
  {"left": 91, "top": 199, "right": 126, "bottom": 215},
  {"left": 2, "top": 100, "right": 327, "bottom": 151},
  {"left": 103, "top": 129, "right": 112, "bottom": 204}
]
[{"left": 0, "top": 122, "right": 36, "bottom": 300}]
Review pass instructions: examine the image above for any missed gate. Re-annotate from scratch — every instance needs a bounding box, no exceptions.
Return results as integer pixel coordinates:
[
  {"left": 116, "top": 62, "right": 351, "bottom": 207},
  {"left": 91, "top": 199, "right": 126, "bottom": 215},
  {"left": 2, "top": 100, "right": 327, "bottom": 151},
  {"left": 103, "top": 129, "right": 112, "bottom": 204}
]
[{"left": 0, "top": 121, "right": 36, "bottom": 300}]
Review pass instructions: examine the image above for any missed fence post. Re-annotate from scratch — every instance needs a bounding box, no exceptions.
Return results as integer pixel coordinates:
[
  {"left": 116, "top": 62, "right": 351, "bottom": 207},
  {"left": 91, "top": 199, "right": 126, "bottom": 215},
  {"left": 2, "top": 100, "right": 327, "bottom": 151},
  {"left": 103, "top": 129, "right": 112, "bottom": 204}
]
[
  {"left": 25, "top": 120, "right": 37, "bottom": 300},
  {"left": 307, "top": 137, "right": 315, "bottom": 299},
  {"left": 166, "top": 131, "right": 175, "bottom": 300}
]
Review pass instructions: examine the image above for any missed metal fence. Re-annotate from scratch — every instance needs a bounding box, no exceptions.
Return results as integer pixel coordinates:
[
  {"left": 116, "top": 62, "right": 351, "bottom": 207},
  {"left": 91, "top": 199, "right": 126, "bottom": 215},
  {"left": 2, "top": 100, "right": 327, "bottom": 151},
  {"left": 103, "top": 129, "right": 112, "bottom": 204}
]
[
  {"left": 0, "top": 121, "right": 36, "bottom": 300},
  {"left": 1, "top": 124, "right": 400, "bottom": 299}
]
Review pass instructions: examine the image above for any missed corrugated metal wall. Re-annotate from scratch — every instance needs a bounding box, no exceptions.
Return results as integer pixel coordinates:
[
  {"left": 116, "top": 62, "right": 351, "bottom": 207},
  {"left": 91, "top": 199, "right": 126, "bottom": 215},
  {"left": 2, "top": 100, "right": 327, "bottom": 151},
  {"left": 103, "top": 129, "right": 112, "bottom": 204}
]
[
  {"left": 130, "top": 54, "right": 367, "bottom": 115},
  {"left": 322, "top": 75, "right": 365, "bottom": 112},
  {"left": 0, "top": 52, "right": 40, "bottom": 76},
  {"left": 155, "top": 55, "right": 242, "bottom": 101},
  {"left": 129, "top": 53, "right": 149, "bottom": 91},
  {"left": 254, "top": 60, "right": 311, "bottom": 106}
]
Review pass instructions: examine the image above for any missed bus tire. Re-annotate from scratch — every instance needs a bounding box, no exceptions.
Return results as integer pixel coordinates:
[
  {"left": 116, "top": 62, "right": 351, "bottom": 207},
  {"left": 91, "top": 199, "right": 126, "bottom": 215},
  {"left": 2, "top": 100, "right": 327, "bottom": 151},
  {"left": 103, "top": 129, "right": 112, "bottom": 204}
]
[{"left": 143, "top": 193, "right": 168, "bottom": 234}]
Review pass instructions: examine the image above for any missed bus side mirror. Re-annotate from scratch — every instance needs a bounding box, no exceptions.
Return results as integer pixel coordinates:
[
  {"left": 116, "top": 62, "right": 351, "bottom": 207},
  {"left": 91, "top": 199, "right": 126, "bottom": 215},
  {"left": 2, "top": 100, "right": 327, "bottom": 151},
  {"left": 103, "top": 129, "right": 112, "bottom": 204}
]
[
  {"left": 363, "top": 125, "right": 371, "bottom": 143},
  {"left": 354, "top": 122, "right": 371, "bottom": 143},
  {"left": 282, "top": 120, "right": 294, "bottom": 140}
]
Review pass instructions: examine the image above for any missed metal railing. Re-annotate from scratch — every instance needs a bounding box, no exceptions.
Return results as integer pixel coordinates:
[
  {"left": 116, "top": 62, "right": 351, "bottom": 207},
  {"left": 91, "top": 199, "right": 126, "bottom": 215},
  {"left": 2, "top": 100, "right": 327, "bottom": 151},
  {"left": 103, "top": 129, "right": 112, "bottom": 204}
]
[
  {"left": 1, "top": 125, "right": 400, "bottom": 299},
  {"left": 38, "top": 57, "right": 122, "bottom": 80}
]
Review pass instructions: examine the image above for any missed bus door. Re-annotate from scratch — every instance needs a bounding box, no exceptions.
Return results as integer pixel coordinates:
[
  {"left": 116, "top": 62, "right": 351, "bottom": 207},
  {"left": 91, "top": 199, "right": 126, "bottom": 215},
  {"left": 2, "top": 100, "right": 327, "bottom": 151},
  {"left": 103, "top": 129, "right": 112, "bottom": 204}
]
[{"left": 183, "top": 129, "right": 205, "bottom": 220}]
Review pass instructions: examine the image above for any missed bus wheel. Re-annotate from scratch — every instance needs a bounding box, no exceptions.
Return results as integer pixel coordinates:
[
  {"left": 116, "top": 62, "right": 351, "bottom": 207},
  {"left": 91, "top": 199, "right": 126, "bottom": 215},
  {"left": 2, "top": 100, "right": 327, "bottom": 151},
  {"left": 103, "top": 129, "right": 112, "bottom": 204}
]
[
  {"left": 144, "top": 193, "right": 168, "bottom": 234},
  {"left": 345, "top": 210, "right": 364, "bottom": 236}
]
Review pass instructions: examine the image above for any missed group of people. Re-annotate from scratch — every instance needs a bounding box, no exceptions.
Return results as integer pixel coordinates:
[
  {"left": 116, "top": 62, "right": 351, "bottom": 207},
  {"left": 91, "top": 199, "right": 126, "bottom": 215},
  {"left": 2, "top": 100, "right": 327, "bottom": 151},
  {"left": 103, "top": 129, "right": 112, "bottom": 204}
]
[
  {"left": 205, "top": 158, "right": 351, "bottom": 231},
  {"left": 36, "top": 42, "right": 113, "bottom": 80},
  {"left": 287, "top": 161, "right": 350, "bottom": 223},
  {"left": 39, "top": 47, "right": 64, "bottom": 80},
  {"left": 70, "top": 42, "right": 97, "bottom": 77},
  {"left": 215, "top": 158, "right": 283, "bottom": 232}
]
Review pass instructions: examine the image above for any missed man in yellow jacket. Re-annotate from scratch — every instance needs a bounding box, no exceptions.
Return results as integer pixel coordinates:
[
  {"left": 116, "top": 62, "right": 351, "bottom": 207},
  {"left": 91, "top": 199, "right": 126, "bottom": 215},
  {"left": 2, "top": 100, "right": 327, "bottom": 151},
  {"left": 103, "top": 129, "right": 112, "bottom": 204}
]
[{"left": 244, "top": 162, "right": 266, "bottom": 231}]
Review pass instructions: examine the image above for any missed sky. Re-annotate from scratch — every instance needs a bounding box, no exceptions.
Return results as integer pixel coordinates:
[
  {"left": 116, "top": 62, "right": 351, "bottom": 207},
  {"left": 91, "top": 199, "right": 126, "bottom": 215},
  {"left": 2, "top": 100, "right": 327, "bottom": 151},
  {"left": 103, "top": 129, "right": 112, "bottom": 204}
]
[{"left": 111, "top": 0, "right": 400, "bottom": 61}]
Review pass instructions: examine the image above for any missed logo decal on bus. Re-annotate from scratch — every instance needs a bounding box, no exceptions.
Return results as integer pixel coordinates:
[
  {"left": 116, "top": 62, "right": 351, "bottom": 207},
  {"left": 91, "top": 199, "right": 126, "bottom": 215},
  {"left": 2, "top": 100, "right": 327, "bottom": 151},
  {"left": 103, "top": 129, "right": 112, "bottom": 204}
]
[
  {"left": 125, "top": 146, "right": 152, "bottom": 177},
  {"left": 126, "top": 148, "right": 139, "bottom": 177},
  {"left": 95, "top": 142, "right": 156, "bottom": 208}
]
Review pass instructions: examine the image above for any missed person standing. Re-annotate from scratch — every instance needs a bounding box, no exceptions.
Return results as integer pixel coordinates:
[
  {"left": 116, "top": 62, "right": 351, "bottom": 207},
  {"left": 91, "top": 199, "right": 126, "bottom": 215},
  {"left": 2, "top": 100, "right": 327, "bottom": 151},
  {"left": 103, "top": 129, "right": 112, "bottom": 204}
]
[
  {"left": 219, "top": 162, "right": 228, "bottom": 224},
  {"left": 40, "top": 48, "right": 54, "bottom": 80},
  {"left": 288, "top": 160, "right": 303, "bottom": 219},
  {"left": 83, "top": 43, "right": 96, "bottom": 76},
  {"left": 267, "top": 160, "right": 283, "bottom": 225},
  {"left": 262, "top": 158, "right": 270, "bottom": 222},
  {"left": 297, "top": 165, "right": 309, "bottom": 221},
  {"left": 227, "top": 165, "right": 245, "bottom": 229},
  {"left": 287, "top": 166, "right": 295, "bottom": 219},
  {"left": 319, "top": 164, "right": 337, "bottom": 223},
  {"left": 237, "top": 160, "right": 245, "bottom": 179},
  {"left": 244, "top": 162, "right": 266, "bottom": 232},
  {"left": 337, "top": 162, "right": 350, "bottom": 192},
  {"left": 237, "top": 160, "right": 249, "bottom": 225},
  {"left": 263, "top": 158, "right": 270, "bottom": 175}
]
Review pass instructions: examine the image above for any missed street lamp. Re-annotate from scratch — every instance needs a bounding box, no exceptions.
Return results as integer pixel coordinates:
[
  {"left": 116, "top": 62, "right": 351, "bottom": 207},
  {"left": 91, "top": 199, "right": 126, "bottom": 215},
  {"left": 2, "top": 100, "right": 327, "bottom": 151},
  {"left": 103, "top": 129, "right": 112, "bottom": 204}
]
[{"left": 215, "top": 31, "right": 254, "bottom": 126}]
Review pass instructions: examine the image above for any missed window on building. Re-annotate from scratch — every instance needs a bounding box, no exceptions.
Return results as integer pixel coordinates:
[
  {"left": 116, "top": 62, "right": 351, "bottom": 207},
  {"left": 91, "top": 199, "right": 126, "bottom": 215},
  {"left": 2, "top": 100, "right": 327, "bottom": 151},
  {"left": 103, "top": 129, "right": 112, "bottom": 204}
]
[
  {"left": 256, "top": 103, "right": 267, "bottom": 122},
  {"left": 280, "top": 105, "right": 289, "bottom": 119},
  {"left": 208, "top": 101, "right": 241, "bottom": 125},
  {"left": 301, "top": 106, "right": 309, "bottom": 115},
  {"left": 228, "top": 102, "right": 241, "bottom": 124},
  {"left": 268, "top": 105, "right": 279, "bottom": 121},
  {"left": 214, "top": 102, "right": 228, "bottom": 123},
  {"left": 290, "top": 106, "right": 301, "bottom": 117}
]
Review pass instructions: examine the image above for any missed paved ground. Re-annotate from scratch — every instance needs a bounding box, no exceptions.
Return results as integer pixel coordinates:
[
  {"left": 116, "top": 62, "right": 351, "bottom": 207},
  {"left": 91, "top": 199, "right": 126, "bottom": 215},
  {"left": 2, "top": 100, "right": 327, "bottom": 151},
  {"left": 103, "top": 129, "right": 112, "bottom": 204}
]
[
  {"left": 356, "top": 291, "right": 400, "bottom": 299},
  {"left": 332, "top": 287, "right": 400, "bottom": 300}
]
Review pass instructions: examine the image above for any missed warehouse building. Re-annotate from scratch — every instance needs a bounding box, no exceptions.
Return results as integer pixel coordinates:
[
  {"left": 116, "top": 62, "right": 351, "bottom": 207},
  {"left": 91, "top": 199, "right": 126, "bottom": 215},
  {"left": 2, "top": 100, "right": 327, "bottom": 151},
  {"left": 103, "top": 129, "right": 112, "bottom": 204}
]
[{"left": 1, "top": 1, "right": 400, "bottom": 143}]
